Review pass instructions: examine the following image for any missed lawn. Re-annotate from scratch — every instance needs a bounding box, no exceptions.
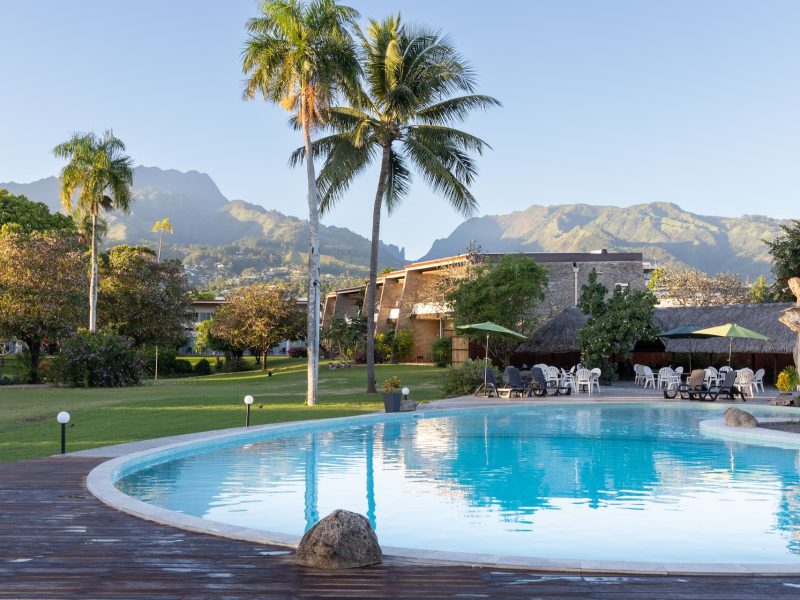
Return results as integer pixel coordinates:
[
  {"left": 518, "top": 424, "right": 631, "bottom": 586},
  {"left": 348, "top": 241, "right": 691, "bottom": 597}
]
[{"left": 0, "top": 357, "right": 444, "bottom": 463}]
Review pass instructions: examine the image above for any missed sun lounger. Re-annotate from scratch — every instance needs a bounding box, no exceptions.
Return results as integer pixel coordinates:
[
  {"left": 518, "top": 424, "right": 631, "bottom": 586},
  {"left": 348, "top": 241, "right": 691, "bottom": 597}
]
[
  {"left": 474, "top": 367, "right": 500, "bottom": 397},
  {"left": 700, "top": 369, "right": 746, "bottom": 402},
  {"left": 530, "top": 367, "right": 572, "bottom": 396},
  {"left": 499, "top": 366, "right": 528, "bottom": 398}
]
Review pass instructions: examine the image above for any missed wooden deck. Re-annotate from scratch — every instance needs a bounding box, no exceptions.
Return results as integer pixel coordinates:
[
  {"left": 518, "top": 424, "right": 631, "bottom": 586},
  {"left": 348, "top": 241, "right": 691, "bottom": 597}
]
[{"left": 3, "top": 457, "right": 800, "bottom": 599}]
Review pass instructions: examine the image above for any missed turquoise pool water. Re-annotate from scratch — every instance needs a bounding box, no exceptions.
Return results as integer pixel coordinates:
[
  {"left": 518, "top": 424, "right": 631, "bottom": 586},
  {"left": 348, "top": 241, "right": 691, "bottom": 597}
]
[{"left": 116, "top": 403, "right": 800, "bottom": 563}]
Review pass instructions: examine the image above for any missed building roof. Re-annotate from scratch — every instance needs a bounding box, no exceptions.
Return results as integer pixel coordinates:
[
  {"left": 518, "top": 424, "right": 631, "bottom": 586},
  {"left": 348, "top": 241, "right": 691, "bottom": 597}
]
[{"left": 517, "top": 303, "right": 797, "bottom": 355}]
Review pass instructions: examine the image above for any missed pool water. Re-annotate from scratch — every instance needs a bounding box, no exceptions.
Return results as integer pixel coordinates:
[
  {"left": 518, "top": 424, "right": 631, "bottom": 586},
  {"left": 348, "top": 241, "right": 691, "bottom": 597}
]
[{"left": 116, "top": 403, "right": 800, "bottom": 564}]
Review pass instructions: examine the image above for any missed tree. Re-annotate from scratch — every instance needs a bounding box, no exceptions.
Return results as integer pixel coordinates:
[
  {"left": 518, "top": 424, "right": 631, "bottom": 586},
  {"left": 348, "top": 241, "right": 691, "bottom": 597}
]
[
  {"left": 577, "top": 286, "right": 658, "bottom": 380},
  {"left": 304, "top": 15, "right": 500, "bottom": 393},
  {"left": 652, "top": 266, "right": 749, "bottom": 306},
  {"left": 446, "top": 255, "right": 547, "bottom": 366},
  {"left": 578, "top": 268, "right": 608, "bottom": 316},
  {"left": 0, "top": 228, "right": 87, "bottom": 382},
  {"left": 211, "top": 284, "right": 304, "bottom": 370},
  {"left": 766, "top": 220, "right": 800, "bottom": 301},
  {"left": 53, "top": 130, "right": 134, "bottom": 333},
  {"left": 152, "top": 218, "right": 174, "bottom": 261},
  {"left": 0, "top": 189, "right": 75, "bottom": 233},
  {"left": 98, "top": 245, "right": 192, "bottom": 348},
  {"left": 243, "top": 0, "right": 361, "bottom": 405},
  {"left": 748, "top": 275, "right": 770, "bottom": 304}
]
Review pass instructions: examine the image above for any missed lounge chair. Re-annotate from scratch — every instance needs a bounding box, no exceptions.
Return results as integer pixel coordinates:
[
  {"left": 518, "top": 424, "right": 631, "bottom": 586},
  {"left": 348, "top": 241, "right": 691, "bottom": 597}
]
[
  {"left": 701, "top": 370, "right": 746, "bottom": 402},
  {"left": 499, "top": 366, "right": 528, "bottom": 398},
  {"left": 530, "top": 367, "right": 572, "bottom": 396},
  {"left": 474, "top": 367, "right": 500, "bottom": 397},
  {"left": 666, "top": 368, "right": 707, "bottom": 400}
]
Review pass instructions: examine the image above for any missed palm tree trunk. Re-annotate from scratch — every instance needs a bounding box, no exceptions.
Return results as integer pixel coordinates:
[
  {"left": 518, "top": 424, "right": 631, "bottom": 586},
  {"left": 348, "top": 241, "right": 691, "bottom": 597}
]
[
  {"left": 365, "top": 145, "right": 392, "bottom": 394},
  {"left": 157, "top": 229, "right": 163, "bottom": 262},
  {"left": 302, "top": 96, "right": 320, "bottom": 406},
  {"left": 89, "top": 208, "right": 99, "bottom": 333}
]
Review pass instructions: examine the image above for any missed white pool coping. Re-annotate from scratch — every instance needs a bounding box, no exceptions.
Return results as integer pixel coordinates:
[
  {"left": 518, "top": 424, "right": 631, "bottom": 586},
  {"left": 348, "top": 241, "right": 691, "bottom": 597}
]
[{"left": 86, "top": 400, "right": 800, "bottom": 576}]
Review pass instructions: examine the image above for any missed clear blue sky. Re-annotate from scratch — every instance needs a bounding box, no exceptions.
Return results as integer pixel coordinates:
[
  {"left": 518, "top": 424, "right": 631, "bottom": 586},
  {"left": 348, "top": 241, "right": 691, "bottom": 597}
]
[{"left": 1, "top": 0, "right": 798, "bottom": 258}]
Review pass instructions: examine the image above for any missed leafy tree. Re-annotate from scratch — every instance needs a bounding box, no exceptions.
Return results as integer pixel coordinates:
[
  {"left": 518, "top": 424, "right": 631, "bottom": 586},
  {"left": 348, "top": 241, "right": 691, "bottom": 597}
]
[
  {"left": 53, "top": 130, "right": 134, "bottom": 333},
  {"left": 98, "top": 245, "right": 192, "bottom": 348},
  {"left": 446, "top": 255, "right": 547, "bottom": 366},
  {"left": 652, "top": 266, "right": 749, "bottom": 306},
  {"left": 242, "top": 0, "right": 361, "bottom": 405},
  {"left": 0, "top": 189, "right": 75, "bottom": 233},
  {"left": 748, "top": 275, "right": 770, "bottom": 304},
  {"left": 766, "top": 220, "right": 800, "bottom": 301},
  {"left": 0, "top": 229, "right": 87, "bottom": 382},
  {"left": 211, "top": 284, "right": 304, "bottom": 370},
  {"left": 578, "top": 268, "right": 608, "bottom": 316},
  {"left": 304, "top": 15, "right": 499, "bottom": 393},
  {"left": 195, "top": 318, "right": 242, "bottom": 360},
  {"left": 152, "top": 217, "right": 174, "bottom": 261},
  {"left": 322, "top": 315, "right": 366, "bottom": 358},
  {"left": 577, "top": 286, "right": 658, "bottom": 380}
]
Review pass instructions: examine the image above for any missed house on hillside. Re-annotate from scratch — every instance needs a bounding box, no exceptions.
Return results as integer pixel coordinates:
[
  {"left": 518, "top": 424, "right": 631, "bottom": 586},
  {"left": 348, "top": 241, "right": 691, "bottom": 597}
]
[{"left": 322, "top": 251, "right": 645, "bottom": 362}]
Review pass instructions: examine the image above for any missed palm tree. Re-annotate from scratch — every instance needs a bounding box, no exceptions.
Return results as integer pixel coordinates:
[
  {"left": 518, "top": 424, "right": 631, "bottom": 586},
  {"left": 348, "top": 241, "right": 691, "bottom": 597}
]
[
  {"left": 242, "top": 0, "right": 361, "bottom": 406},
  {"left": 298, "top": 15, "right": 500, "bottom": 392},
  {"left": 152, "top": 217, "right": 174, "bottom": 261},
  {"left": 53, "top": 131, "right": 133, "bottom": 333}
]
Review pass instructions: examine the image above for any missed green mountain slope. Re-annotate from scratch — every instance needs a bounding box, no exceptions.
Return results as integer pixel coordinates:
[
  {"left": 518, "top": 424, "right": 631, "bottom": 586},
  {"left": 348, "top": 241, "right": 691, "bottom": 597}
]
[{"left": 420, "top": 202, "right": 784, "bottom": 279}]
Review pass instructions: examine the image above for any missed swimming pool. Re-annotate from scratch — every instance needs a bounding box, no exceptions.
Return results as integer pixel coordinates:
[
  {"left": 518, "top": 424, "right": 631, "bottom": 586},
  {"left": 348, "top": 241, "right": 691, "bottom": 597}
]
[{"left": 114, "top": 403, "right": 800, "bottom": 565}]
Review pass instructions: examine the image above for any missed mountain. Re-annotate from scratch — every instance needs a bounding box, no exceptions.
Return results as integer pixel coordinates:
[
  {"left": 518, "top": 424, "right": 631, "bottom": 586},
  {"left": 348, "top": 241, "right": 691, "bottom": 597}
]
[
  {"left": 0, "top": 166, "right": 406, "bottom": 277},
  {"left": 419, "top": 202, "right": 784, "bottom": 279}
]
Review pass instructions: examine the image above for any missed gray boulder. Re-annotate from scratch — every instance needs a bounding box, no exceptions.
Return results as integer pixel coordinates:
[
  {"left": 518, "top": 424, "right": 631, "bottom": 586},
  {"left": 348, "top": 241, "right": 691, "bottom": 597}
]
[
  {"left": 724, "top": 407, "right": 759, "bottom": 428},
  {"left": 399, "top": 399, "right": 418, "bottom": 412},
  {"left": 295, "top": 509, "right": 382, "bottom": 569}
]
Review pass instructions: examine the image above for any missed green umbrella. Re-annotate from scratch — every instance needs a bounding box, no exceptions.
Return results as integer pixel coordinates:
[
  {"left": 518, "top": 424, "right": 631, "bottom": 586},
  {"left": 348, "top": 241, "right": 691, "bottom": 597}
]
[
  {"left": 455, "top": 322, "right": 527, "bottom": 394},
  {"left": 658, "top": 325, "right": 714, "bottom": 370},
  {"left": 691, "top": 323, "right": 769, "bottom": 365}
]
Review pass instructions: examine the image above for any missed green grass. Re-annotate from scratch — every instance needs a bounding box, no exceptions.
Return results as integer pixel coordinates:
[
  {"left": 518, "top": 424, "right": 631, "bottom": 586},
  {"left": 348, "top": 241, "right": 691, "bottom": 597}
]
[{"left": 0, "top": 358, "right": 443, "bottom": 463}]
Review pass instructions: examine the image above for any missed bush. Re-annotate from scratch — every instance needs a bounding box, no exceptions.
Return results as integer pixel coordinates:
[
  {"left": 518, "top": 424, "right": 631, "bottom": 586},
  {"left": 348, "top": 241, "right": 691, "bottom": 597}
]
[
  {"left": 431, "top": 337, "right": 452, "bottom": 367},
  {"left": 173, "top": 359, "right": 194, "bottom": 375},
  {"left": 777, "top": 366, "right": 800, "bottom": 392},
  {"left": 441, "top": 358, "right": 497, "bottom": 397},
  {"left": 288, "top": 346, "right": 308, "bottom": 358},
  {"left": 393, "top": 328, "right": 415, "bottom": 362},
  {"left": 217, "top": 356, "right": 253, "bottom": 372},
  {"left": 0, "top": 375, "right": 13, "bottom": 386},
  {"left": 53, "top": 329, "right": 143, "bottom": 387},
  {"left": 194, "top": 358, "right": 211, "bottom": 376}
]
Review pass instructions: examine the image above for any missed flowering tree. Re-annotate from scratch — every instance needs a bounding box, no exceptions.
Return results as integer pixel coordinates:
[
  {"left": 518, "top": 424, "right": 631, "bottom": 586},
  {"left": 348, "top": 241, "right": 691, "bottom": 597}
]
[
  {"left": 0, "top": 228, "right": 87, "bottom": 382},
  {"left": 647, "top": 266, "right": 749, "bottom": 306}
]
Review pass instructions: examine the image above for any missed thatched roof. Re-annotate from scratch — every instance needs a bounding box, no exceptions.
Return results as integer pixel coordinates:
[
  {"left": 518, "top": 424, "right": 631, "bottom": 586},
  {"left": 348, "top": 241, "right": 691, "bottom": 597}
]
[
  {"left": 518, "top": 307, "right": 587, "bottom": 353},
  {"left": 518, "top": 303, "right": 797, "bottom": 355},
  {"left": 653, "top": 303, "right": 796, "bottom": 354}
]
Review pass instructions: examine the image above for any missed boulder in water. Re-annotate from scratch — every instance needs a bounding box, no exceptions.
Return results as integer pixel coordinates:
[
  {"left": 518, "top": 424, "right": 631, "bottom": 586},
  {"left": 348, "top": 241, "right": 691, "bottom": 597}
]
[
  {"left": 724, "top": 407, "right": 758, "bottom": 428},
  {"left": 295, "top": 509, "right": 382, "bottom": 569}
]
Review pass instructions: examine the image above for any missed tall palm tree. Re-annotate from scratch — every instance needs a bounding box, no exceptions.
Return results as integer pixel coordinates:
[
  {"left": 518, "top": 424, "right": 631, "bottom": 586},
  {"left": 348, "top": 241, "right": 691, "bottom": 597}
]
[
  {"left": 298, "top": 15, "right": 500, "bottom": 393},
  {"left": 53, "top": 131, "right": 133, "bottom": 333},
  {"left": 152, "top": 217, "right": 174, "bottom": 261},
  {"left": 242, "top": 0, "right": 361, "bottom": 406}
]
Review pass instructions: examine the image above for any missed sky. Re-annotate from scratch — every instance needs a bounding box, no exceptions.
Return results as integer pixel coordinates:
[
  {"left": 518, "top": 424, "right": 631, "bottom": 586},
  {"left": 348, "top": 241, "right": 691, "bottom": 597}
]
[{"left": 1, "top": 0, "right": 798, "bottom": 259}]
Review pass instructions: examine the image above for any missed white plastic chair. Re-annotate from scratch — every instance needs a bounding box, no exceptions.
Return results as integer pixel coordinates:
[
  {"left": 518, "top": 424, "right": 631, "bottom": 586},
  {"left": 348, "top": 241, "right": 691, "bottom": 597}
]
[
  {"left": 705, "top": 367, "right": 721, "bottom": 388},
  {"left": 633, "top": 364, "right": 643, "bottom": 386},
  {"left": 674, "top": 366, "right": 684, "bottom": 375},
  {"left": 642, "top": 366, "right": 656, "bottom": 389},
  {"left": 657, "top": 367, "right": 674, "bottom": 390},
  {"left": 590, "top": 368, "right": 601, "bottom": 393},
  {"left": 754, "top": 368, "right": 765, "bottom": 393},
  {"left": 719, "top": 366, "right": 733, "bottom": 375},
  {"left": 546, "top": 366, "right": 560, "bottom": 386},
  {"left": 736, "top": 368, "right": 755, "bottom": 398},
  {"left": 576, "top": 368, "right": 593, "bottom": 394}
]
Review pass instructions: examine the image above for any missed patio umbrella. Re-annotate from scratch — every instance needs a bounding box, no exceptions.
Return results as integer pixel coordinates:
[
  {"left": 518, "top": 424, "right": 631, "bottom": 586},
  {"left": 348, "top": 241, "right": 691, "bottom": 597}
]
[
  {"left": 455, "top": 322, "right": 527, "bottom": 392},
  {"left": 691, "top": 323, "right": 769, "bottom": 366},
  {"left": 658, "top": 326, "right": 714, "bottom": 370}
]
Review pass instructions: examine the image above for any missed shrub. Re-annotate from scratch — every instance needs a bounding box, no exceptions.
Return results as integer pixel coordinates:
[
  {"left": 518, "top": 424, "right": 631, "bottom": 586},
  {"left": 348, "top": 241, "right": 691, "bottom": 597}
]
[
  {"left": 441, "top": 358, "right": 497, "bottom": 397},
  {"left": 431, "top": 337, "right": 452, "bottom": 367},
  {"left": 218, "top": 356, "right": 252, "bottom": 372},
  {"left": 173, "top": 359, "right": 194, "bottom": 375},
  {"left": 288, "top": 346, "right": 308, "bottom": 358},
  {"left": 382, "top": 376, "right": 401, "bottom": 393},
  {"left": 393, "top": 328, "right": 415, "bottom": 362},
  {"left": 194, "top": 358, "right": 211, "bottom": 376},
  {"left": 53, "top": 329, "right": 143, "bottom": 387},
  {"left": 0, "top": 375, "right": 13, "bottom": 386},
  {"left": 777, "top": 366, "right": 800, "bottom": 392}
]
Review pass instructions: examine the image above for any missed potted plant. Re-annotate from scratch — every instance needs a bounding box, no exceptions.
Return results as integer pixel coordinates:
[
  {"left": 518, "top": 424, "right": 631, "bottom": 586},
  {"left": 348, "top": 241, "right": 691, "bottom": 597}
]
[
  {"left": 775, "top": 366, "right": 799, "bottom": 405},
  {"left": 382, "top": 376, "right": 402, "bottom": 413}
]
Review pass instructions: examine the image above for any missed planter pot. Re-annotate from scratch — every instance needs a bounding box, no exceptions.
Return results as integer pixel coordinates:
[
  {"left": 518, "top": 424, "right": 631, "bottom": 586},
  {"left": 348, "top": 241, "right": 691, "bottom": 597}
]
[
  {"left": 383, "top": 392, "right": 401, "bottom": 413},
  {"left": 773, "top": 392, "right": 797, "bottom": 406}
]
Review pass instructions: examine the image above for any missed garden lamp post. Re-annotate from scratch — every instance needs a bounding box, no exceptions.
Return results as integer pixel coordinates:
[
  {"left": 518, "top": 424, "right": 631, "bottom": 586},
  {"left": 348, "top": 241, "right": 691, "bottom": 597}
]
[
  {"left": 401, "top": 387, "right": 410, "bottom": 401},
  {"left": 56, "top": 411, "right": 70, "bottom": 454},
  {"left": 244, "top": 395, "right": 254, "bottom": 427}
]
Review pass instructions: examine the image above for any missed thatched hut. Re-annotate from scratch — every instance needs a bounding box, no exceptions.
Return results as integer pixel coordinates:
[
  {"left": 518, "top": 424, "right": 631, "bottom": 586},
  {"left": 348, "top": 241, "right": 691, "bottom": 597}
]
[{"left": 514, "top": 303, "right": 797, "bottom": 380}]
